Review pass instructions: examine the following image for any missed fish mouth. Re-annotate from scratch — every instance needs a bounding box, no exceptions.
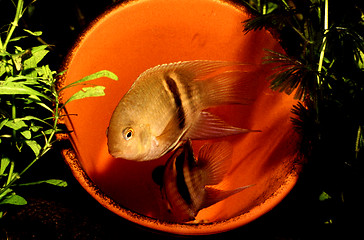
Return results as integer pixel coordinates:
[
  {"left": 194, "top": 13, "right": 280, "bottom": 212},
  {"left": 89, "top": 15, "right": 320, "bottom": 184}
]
[
  {"left": 109, "top": 149, "right": 150, "bottom": 161},
  {"left": 108, "top": 150, "right": 124, "bottom": 159},
  {"left": 107, "top": 144, "right": 125, "bottom": 159},
  {"left": 109, "top": 151, "right": 137, "bottom": 160},
  {"left": 107, "top": 141, "right": 128, "bottom": 159}
]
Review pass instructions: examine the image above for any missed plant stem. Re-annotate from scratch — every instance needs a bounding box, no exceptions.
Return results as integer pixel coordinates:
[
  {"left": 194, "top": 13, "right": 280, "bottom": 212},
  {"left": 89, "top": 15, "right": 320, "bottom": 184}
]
[
  {"left": 6, "top": 161, "right": 15, "bottom": 185},
  {"left": 356, "top": 126, "right": 362, "bottom": 159},
  {"left": 11, "top": 95, "right": 17, "bottom": 143},
  {"left": 0, "top": 37, "right": 3, "bottom": 51},
  {"left": 0, "top": 134, "right": 53, "bottom": 196},
  {"left": 0, "top": 81, "right": 60, "bottom": 197},
  {"left": 0, "top": 121, "right": 59, "bottom": 197},
  {"left": 280, "top": 0, "right": 290, "bottom": 10},
  {"left": 2, "top": 0, "right": 24, "bottom": 51},
  {"left": 317, "top": 0, "right": 329, "bottom": 86}
]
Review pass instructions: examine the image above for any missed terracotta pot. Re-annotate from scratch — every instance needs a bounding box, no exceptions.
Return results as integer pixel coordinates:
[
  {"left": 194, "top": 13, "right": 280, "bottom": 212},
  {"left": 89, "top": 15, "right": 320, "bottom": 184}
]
[{"left": 60, "top": 0, "right": 301, "bottom": 235}]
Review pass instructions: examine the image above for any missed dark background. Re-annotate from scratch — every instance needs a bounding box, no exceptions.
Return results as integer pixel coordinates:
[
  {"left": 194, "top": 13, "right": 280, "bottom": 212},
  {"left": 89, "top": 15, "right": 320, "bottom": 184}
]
[{"left": 0, "top": 0, "right": 361, "bottom": 239}]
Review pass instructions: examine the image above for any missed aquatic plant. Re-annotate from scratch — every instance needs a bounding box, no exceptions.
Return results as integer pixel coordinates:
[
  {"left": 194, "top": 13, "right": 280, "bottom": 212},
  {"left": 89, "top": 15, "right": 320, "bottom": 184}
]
[
  {"left": 242, "top": 0, "right": 364, "bottom": 225},
  {"left": 0, "top": 0, "right": 117, "bottom": 217}
]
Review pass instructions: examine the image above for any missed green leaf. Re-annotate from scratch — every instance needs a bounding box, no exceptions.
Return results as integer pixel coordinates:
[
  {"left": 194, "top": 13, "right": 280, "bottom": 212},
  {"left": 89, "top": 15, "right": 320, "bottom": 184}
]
[
  {"left": 266, "top": 2, "right": 279, "bottom": 14},
  {"left": 319, "top": 191, "right": 332, "bottom": 201},
  {"left": 6, "top": 75, "right": 38, "bottom": 83},
  {"left": 357, "top": 49, "right": 364, "bottom": 69},
  {"left": 21, "top": 130, "right": 31, "bottom": 139},
  {"left": 63, "top": 86, "right": 106, "bottom": 106},
  {"left": 16, "top": 116, "right": 52, "bottom": 127},
  {"left": 10, "top": 49, "right": 32, "bottom": 71},
  {"left": 9, "top": 35, "right": 28, "bottom": 42},
  {"left": 0, "top": 82, "right": 51, "bottom": 101},
  {"left": 0, "top": 119, "right": 9, "bottom": 131},
  {"left": 27, "top": 95, "right": 54, "bottom": 113},
  {"left": 5, "top": 119, "right": 27, "bottom": 131},
  {"left": 37, "top": 65, "right": 56, "bottom": 81},
  {"left": 0, "top": 51, "right": 10, "bottom": 57},
  {"left": 31, "top": 45, "right": 49, "bottom": 63},
  {"left": 0, "top": 63, "right": 6, "bottom": 77},
  {"left": 0, "top": 189, "right": 27, "bottom": 206},
  {"left": 23, "top": 29, "right": 42, "bottom": 36},
  {"left": 0, "top": 157, "right": 11, "bottom": 175},
  {"left": 23, "top": 45, "right": 49, "bottom": 71},
  {"left": 29, "top": 124, "right": 42, "bottom": 132},
  {"left": 14, "top": 46, "right": 23, "bottom": 52},
  {"left": 59, "top": 70, "right": 118, "bottom": 92},
  {"left": 18, "top": 179, "right": 67, "bottom": 187},
  {"left": 25, "top": 140, "right": 41, "bottom": 156}
]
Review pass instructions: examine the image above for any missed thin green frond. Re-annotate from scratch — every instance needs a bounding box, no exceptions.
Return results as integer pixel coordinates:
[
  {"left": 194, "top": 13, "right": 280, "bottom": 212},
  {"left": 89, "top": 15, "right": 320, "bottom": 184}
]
[{"left": 264, "top": 49, "right": 315, "bottom": 100}]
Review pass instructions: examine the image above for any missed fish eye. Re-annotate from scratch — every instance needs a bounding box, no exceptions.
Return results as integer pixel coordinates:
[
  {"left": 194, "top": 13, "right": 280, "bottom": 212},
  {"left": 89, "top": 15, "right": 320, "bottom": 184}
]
[{"left": 123, "top": 127, "right": 134, "bottom": 140}]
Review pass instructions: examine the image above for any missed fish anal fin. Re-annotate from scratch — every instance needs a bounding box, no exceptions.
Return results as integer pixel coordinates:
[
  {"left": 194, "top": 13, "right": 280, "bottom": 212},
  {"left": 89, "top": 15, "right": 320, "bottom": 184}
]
[
  {"left": 187, "top": 111, "right": 260, "bottom": 140},
  {"left": 201, "top": 185, "right": 254, "bottom": 210}
]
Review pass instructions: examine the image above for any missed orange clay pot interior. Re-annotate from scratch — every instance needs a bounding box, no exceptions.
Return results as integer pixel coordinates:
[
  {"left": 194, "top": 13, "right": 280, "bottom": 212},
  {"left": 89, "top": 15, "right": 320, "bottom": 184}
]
[{"left": 61, "top": 0, "right": 301, "bottom": 235}]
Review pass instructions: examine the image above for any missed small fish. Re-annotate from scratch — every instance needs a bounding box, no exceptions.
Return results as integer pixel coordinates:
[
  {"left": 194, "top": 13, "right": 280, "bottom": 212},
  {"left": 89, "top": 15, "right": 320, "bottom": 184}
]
[
  {"left": 107, "top": 60, "right": 259, "bottom": 161},
  {"left": 157, "top": 139, "right": 253, "bottom": 222}
]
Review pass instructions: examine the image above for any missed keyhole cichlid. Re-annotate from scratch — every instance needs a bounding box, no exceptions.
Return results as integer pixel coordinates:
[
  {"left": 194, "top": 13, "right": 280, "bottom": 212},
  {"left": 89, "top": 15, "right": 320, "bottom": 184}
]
[
  {"left": 155, "top": 139, "right": 253, "bottom": 222},
  {"left": 107, "top": 60, "right": 259, "bottom": 161}
]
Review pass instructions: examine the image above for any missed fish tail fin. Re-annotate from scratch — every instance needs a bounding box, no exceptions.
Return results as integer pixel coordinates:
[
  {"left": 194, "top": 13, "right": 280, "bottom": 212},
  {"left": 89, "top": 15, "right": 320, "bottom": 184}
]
[
  {"left": 202, "top": 185, "right": 254, "bottom": 209},
  {"left": 198, "top": 141, "right": 233, "bottom": 186},
  {"left": 196, "top": 69, "right": 257, "bottom": 108}
]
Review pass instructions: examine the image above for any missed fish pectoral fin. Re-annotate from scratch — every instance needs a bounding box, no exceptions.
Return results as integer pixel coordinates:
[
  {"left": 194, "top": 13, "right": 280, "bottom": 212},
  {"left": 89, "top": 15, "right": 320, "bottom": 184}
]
[
  {"left": 187, "top": 111, "right": 260, "bottom": 140},
  {"left": 156, "top": 118, "right": 187, "bottom": 155},
  {"left": 201, "top": 185, "right": 254, "bottom": 210},
  {"left": 157, "top": 117, "right": 180, "bottom": 141}
]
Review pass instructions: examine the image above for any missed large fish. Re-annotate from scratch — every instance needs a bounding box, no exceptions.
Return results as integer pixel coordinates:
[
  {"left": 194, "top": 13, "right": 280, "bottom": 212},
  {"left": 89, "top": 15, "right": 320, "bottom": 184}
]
[
  {"left": 107, "top": 60, "right": 259, "bottom": 161},
  {"left": 155, "top": 139, "right": 253, "bottom": 222}
]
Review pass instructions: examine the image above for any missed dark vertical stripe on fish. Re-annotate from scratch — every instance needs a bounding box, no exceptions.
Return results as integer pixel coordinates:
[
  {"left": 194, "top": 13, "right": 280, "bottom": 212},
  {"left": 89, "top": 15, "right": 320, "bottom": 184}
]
[
  {"left": 164, "top": 75, "right": 186, "bottom": 129},
  {"left": 182, "top": 143, "right": 200, "bottom": 212},
  {"left": 183, "top": 81, "right": 197, "bottom": 112},
  {"left": 175, "top": 149, "right": 192, "bottom": 205}
]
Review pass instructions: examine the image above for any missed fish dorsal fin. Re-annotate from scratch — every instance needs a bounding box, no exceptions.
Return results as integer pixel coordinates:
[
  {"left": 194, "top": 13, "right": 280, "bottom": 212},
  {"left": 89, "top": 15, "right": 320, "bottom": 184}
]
[
  {"left": 139, "top": 60, "right": 246, "bottom": 80},
  {"left": 187, "top": 111, "right": 260, "bottom": 140},
  {"left": 139, "top": 61, "right": 256, "bottom": 108},
  {"left": 201, "top": 185, "right": 254, "bottom": 210},
  {"left": 197, "top": 141, "right": 233, "bottom": 186},
  {"left": 173, "top": 60, "right": 249, "bottom": 80},
  {"left": 196, "top": 70, "right": 256, "bottom": 108}
]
